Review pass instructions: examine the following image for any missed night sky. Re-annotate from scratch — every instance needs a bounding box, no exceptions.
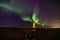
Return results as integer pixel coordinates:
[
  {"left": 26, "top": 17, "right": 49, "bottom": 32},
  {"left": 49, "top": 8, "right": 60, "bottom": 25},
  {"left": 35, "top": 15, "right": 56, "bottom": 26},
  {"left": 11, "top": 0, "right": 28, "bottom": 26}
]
[{"left": 0, "top": 0, "right": 60, "bottom": 28}]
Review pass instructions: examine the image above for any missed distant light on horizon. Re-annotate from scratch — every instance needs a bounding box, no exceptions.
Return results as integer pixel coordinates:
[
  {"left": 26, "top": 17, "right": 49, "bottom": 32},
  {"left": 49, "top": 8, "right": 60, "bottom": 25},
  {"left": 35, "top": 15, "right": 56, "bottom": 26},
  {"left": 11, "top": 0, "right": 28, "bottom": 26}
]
[{"left": 48, "top": 20, "right": 60, "bottom": 28}]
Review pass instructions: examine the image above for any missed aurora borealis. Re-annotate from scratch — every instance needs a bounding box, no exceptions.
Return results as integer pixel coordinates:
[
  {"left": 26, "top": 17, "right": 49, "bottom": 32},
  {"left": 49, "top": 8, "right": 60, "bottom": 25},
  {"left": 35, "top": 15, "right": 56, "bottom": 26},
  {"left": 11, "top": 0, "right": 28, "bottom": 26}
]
[{"left": 0, "top": 0, "right": 60, "bottom": 28}]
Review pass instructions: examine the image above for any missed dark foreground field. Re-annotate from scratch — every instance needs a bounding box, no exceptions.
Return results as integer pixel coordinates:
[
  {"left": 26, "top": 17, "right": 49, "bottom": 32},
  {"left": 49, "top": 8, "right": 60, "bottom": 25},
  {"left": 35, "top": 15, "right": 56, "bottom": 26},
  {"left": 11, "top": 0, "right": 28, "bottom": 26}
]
[{"left": 0, "top": 28, "right": 60, "bottom": 40}]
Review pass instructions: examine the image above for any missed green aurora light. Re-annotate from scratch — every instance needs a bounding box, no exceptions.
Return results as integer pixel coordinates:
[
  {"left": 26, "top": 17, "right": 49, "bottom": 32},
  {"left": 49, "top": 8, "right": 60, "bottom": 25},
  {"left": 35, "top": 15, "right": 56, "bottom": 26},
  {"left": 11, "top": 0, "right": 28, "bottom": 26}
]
[{"left": 0, "top": 2, "right": 46, "bottom": 27}]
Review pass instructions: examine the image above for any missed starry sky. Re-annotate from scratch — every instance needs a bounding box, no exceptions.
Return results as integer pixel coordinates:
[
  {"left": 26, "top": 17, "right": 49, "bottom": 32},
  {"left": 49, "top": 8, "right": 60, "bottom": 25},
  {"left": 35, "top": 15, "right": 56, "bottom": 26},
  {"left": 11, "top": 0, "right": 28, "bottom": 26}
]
[{"left": 0, "top": 0, "right": 60, "bottom": 28}]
